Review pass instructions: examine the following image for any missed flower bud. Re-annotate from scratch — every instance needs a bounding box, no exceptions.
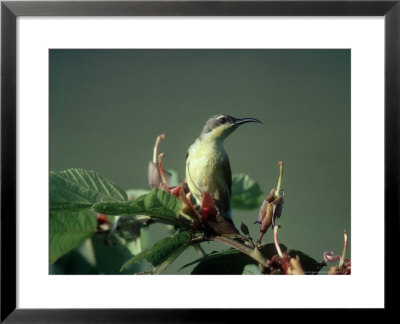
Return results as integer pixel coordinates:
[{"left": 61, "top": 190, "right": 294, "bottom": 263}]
[{"left": 201, "top": 191, "right": 218, "bottom": 222}]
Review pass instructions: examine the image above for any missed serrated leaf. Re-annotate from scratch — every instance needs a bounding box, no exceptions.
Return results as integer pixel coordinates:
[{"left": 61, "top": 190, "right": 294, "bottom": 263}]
[
  {"left": 93, "top": 189, "right": 183, "bottom": 227},
  {"left": 120, "top": 231, "right": 192, "bottom": 272},
  {"left": 231, "top": 174, "right": 263, "bottom": 209},
  {"left": 50, "top": 201, "right": 93, "bottom": 212},
  {"left": 50, "top": 168, "right": 128, "bottom": 211},
  {"left": 152, "top": 243, "right": 189, "bottom": 274},
  {"left": 50, "top": 210, "right": 97, "bottom": 265}
]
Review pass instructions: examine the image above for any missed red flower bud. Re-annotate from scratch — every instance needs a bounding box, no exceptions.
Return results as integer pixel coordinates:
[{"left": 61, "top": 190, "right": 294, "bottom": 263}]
[
  {"left": 96, "top": 213, "right": 108, "bottom": 225},
  {"left": 201, "top": 191, "right": 218, "bottom": 222}
]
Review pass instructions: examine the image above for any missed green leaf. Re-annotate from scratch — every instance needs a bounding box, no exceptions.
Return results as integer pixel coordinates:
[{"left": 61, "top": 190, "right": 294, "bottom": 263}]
[
  {"left": 184, "top": 244, "right": 324, "bottom": 275},
  {"left": 240, "top": 222, "right": 250, "bottom": 236},
  {"left": 120, "top": 231, "right": 192, "bottom": 272},
  {"left": 49, "top": 210, "right": 97, "bottom": 265},
  {"left": 93, "top": 189, "right": 183, "bottom": 227},
  {"left": 152, "top": 243, "right": 189, "bottom": 274},
  {"left": 50, "top": 168, "right": 128, "bottom": 211},
  {"left": 231, "top": 174, "right": 263, "bottom": 209},
  {"left": 50, "top": 202, "right": 93, "bottom": 212}
]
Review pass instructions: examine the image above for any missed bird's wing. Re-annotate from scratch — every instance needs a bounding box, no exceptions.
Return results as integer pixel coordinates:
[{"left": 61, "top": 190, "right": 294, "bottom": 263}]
[{"left": 222, "top": 153, "right": 232, "bottom": 196}]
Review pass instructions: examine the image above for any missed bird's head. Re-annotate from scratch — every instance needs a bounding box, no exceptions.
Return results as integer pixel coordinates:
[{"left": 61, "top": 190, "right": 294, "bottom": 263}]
[{"left": 200, "top": 114, "right": 262, "bottom": 141}]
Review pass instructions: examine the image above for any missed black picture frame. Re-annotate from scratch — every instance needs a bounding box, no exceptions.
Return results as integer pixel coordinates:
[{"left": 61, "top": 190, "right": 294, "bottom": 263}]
[{"left": 1, "top": 0, "right": 398, "bottom": 321}]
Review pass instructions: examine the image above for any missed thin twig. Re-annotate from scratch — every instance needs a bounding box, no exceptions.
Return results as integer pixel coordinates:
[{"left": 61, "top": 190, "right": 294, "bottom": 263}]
[
  {"left": 273, "top": 225, "right": 283, "bottom": 258},
  {"left": 338, "top": 229, "right": 348, "bottom": 269},
  {"left": 153, "top": 133, "right": 165, "bottom": 164}
]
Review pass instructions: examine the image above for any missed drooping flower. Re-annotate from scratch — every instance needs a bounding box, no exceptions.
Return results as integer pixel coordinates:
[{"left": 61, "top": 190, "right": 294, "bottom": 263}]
[
  {"left": 323, "top": 251, "right": 341, "bottom": 263},
  {"left": 256, "top": 162, "right": 284, "bottom": 243}
]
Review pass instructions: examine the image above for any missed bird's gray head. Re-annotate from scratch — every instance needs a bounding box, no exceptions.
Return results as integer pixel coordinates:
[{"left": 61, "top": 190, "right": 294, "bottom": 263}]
[{"left": 200, "top": 114, "right": 262, "bottom": 140}]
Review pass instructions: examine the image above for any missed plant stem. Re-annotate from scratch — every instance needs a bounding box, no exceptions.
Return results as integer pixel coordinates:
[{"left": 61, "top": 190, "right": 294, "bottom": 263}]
[
  {"left": 338, "top": 229, "right": 348, "bottom": 269},
  {"left": 190, "top": 234, "right": 269, "bottom": 268},
  {"left": 273, "top": 225, "right": 283, "bottom": 258},
  {"left": 158, "top": 153, "right": 168, "bottom": 186},
  {"left": 275, "top": 161, "right": 283, "bottom": 198},
  {"left": 153, "top": 133, "right": 165, "bottom": 164},
  {"left": 212, "top": 235, "right": 268, "bottom": 267}
]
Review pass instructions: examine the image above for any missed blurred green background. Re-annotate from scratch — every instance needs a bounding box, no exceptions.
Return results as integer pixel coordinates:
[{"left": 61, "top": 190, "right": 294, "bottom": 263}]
[{"left": 50, "top": 49, "right": 350, "bottom": 274}]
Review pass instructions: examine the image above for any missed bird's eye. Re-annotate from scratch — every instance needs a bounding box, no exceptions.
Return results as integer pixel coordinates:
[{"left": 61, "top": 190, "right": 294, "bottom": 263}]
[{"left": 219, "top": 117, "right": 227, "bottom": 124}]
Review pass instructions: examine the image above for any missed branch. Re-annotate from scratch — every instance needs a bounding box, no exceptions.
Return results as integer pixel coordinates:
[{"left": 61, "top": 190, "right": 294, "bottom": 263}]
[{"left": 211, "top": 235, "right": 269, "bottom": 267}]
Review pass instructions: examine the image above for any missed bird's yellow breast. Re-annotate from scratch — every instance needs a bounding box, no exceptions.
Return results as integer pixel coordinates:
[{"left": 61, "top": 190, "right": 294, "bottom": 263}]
[{"left": 186, "top": 138, "right": 228, "bottom": 205}]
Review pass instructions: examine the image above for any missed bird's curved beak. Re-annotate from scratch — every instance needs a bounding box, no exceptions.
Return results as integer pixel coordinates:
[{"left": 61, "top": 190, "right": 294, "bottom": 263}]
[{"left": 234, "top": 117, "right": 263, "bottom": 125}]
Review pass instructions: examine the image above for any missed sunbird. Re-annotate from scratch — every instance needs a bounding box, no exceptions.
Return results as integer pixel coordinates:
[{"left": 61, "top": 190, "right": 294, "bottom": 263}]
[{"left": 185, "top": 114, "right": 262, "bottom": 221}]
